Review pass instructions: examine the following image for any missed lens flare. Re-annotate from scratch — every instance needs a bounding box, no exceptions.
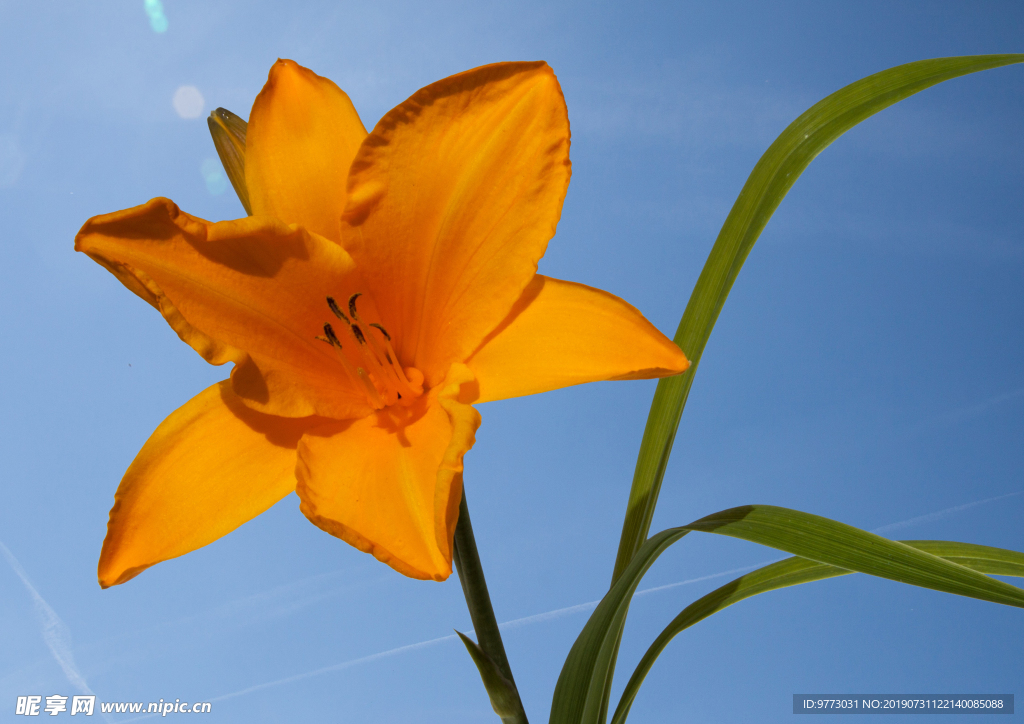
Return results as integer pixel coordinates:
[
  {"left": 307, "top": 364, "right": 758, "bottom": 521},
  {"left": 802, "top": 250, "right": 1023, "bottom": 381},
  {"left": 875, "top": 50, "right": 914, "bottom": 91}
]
[
  {"left": 173, "top": 86, "right": 204, "bottom": 119},
  {"left": 144, "top": 0, "right": 168, "bottom": 32},
  {"left": 200, "top": 158, "right": 228, "bottom": 195}
]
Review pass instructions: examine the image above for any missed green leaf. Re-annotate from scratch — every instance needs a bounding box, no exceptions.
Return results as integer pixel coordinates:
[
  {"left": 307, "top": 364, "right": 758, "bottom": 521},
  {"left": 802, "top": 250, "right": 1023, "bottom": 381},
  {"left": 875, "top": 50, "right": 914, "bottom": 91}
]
[
  {"left": 207, "top": 107, "right": 252, "bottom": 215},
  {"left": 550, "top": 528, "right": 687, "bottom": 724},
  {"left": 456, "top": 631, "right": 529, "bottom": 724},
  {"left": 611, "top": 54, "right": 1024, "bottom": 584},
  {"left": 610, "top": 540, "right": 1024, "bottom": 724},
  {"left": 687, "top": 506, "right": 1024, "bottom": 606},
  {"left": 551, "top": 505, "right": 1024, "bottom": 724},
  {"left": 901, "top": 540, "right": 1024, "bottom": 577}
]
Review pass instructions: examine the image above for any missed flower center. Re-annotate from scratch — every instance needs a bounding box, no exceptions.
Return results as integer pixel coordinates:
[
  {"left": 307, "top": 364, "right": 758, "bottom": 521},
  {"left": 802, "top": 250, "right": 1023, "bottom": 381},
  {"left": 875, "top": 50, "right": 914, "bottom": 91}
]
[{"left": 316, "top": 293, "right": 424, "bottom": 410}]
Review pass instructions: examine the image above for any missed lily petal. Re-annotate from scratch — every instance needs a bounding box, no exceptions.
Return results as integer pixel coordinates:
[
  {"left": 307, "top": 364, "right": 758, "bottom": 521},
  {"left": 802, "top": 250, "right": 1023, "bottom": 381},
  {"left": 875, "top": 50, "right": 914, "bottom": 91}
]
[
  {"left": 343, "top": 61, "right": 572, "bottom": 387},
  {"left": 78, "top": 235, "right": 242, "bottom": 367},
  {"left": 98, "top": 381, "right": 317, "bottom": 588},
  {"left": 296, "top": 364, "right": 480, "bottom": 580},
  {"left": 465, "top": 275, "right": 689, "bottom": 403},
  {"left": 246, "top": 59, "right": 368, "bottom": 243},
  {"left": 75, "top": 198, "right": 377, "bottom": 419}
]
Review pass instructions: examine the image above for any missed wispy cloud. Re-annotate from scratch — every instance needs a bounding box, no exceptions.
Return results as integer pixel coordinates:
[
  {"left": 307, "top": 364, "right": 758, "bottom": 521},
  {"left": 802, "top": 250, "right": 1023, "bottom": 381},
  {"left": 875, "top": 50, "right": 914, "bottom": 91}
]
[
  {"left": 75, "top": 567, "right": 390, "bottom": 683},
  {"left": 198, "top": 564, "right": 784, "bottom": 707},
  {"left": 104, "top": 480, "right": 1024, "bottom": 689},
  {"left": 0, "top": 540, "right": 114, "bottom": 723},
  {"left": 910, "top": 387, "right": 1024, "bottom": 433},
  {"left": 147, "top": 568, "right": 387, "bottom": 634},
  {"left": 119, "top": 487, "right": 1023, "bottom": 714},
  {"left": 212, "top": 633, "right": 459, "bottom": 704},
  {"left": 494, "top": 562, "right": 773, "bottom": 634},
  {"left": 0, "top": 540, "right": 93, "bottom": 695},
  {"left": 871, "top": 491, "right": 1023, "bottom": 535},
  {"left": 118, "top": 634, "right": 462, "bottom": 722}
]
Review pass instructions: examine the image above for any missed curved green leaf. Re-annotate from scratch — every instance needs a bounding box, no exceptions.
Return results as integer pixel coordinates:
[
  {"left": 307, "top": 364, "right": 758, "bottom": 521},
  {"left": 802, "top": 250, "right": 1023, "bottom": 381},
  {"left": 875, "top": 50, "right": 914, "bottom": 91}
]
[
  {"left": 688, "top": 506, "right": 1024, "bottom": 606},
  {"left": 551, "top": 528, "right": 688, "bottom": 724},
  {"left": 612, "top": 54, "right": 1024, "bottom": 584},
  {"left": 610, "top": 540, "right": 1024, "bottom": 724},
  {"left": 903, "top": 540, "right": 1024, "bottom": 577},
  {"left": 551, "top": 505, "right": 1024, "bottom": 724}
]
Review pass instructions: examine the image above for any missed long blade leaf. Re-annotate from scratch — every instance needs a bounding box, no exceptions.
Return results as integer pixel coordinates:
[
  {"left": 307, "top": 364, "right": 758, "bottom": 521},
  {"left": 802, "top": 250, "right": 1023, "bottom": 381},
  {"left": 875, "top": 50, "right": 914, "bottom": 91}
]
[
  {"left": 687, "top": 506, "right": 1024, "bottom": 606},
  {"left": 551, "top": 529, "right": 688, "bottom": 724},
  {"left": 610, "top": 541, "right": 1024, "bottom": 724},
  {"left": 551, "top": 506, "right": 1024, "bottom": 724},
  {"left": 611, "top": 54, "right": 1024, "bottom": 584}
]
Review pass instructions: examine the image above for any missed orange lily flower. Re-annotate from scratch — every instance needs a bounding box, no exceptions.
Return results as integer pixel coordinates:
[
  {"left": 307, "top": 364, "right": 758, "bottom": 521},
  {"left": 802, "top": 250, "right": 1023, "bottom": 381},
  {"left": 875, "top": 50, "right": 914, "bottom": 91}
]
[{"left": 76, "top": 60, "right": 689, "bottom": 588}]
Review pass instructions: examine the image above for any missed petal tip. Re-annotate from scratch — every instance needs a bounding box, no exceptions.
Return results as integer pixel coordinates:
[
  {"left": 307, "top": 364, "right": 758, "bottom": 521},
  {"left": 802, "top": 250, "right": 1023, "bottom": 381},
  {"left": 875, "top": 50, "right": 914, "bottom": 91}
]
[
  {"left": 75, "top": 197, "right": 182, "bottom": 250},
  {"left": 97, "top": 557, "right": 152, "bottom": 589},
  {"left": 269, "top": 57, "right": 299, "bottom": 77},
  {"left": 672, "top": 345, "right": 691, "bottom": 374},
  {"left": 263, "top": 58, "right": 335, "bottom": 96},
  {"left": 298, "top": 495, "right": 450, "bottom": 581}
]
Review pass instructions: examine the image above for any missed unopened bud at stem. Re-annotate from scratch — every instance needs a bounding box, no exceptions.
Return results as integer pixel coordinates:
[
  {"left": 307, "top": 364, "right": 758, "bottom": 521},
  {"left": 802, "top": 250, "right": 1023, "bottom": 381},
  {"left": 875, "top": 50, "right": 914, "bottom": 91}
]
[{"left": 207, "top": 107, "right": 252, "bottom": 215}]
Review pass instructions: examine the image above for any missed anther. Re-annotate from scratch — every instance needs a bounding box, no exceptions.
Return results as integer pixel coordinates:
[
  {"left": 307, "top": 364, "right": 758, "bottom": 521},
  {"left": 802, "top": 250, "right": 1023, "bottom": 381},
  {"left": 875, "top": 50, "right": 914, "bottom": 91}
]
[
  {"left": 326, "top": 297, "right": 350, "bottom": 324},
  {"left": 351, "top": 325, "right": 367, "bottom": 345},
  {"left": 348, "top": 293, "right": 362, "bottom": 319},
  {"left": 323, "top": 323, "right": 342, "bottom": 347},
  {"left": 369, "top": 323, "right": 391, "bottom": 341}
]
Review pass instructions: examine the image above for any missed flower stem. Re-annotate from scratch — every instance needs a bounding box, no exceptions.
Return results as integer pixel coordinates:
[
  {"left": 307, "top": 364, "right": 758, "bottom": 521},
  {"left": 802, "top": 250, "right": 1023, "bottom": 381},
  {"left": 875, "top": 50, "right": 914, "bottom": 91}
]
[{"left": 453, "top": 487, "right": 528, "bottom": 724}]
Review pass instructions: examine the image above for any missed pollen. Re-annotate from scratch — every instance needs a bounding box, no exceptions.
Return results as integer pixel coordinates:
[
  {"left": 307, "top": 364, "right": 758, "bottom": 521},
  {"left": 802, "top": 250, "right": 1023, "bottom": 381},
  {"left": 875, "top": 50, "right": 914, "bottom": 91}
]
[{"left": 318, "top": 295, "right": 424, "bottom": 409}]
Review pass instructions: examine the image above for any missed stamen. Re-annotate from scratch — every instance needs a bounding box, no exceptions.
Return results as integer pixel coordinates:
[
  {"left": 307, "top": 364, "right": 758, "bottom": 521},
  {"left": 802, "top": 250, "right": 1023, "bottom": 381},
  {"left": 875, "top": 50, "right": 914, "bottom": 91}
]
[
  {"left": 326, "top": 296, "right": 350, "bottom": 324},
  {"left": 322, "top": 323, "right": 342, "bottom": 347},
  {"left": 362, "top": 326, "right": 420, "bottom": 399},
  {"left": 370, "top": 327, "right": 394, "bottom": 363},
  {"left": 348, "top": 305, "right": 410, "bottom": 397},
  {"left": 320, "top": 292, "right": 424, "bottom": 407},
  {"left": 325, "top": 296, "right": 397, "bottom": 405},
  {"left": 356, "top": 368, "right": 386, "bottom": 409},
  {"left": 371, "top": 327, "right": 422, "bottom": 396},
  {"left": 322, "top": 323, "right": 385, "bottom": 409},
  {"left": 340, "top": 322, "right": 400, "bottom": 406}
]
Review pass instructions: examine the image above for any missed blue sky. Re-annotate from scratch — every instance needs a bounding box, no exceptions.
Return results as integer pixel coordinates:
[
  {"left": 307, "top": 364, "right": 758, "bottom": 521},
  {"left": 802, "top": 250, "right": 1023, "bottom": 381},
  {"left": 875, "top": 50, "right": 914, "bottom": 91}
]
[{"left": 1, "top": 1, "right": 1022, "bottom": 722}]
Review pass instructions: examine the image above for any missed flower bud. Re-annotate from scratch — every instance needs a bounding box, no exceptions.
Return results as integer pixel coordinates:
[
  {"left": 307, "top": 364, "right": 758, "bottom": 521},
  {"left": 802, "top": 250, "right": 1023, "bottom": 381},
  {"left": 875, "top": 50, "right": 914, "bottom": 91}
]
[{"left": 207, "top": 108, "right": 251, "bottom": 215}]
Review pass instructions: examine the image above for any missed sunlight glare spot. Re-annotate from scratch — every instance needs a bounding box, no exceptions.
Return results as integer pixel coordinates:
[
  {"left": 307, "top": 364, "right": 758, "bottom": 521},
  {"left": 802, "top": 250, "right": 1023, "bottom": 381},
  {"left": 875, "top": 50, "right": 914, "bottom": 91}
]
[{"left": 173, "top": 86, "right": 205, "bottom": 119}]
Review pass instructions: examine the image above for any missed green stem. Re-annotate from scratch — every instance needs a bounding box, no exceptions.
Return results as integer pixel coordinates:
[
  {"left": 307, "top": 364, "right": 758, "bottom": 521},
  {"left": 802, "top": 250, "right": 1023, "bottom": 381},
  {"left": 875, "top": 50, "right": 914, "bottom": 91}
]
[
  {"left": 452, "top": 489, "right": 528, "bottom": 720},
  {"left": 453, "top": 488, "right": 528, "bottom": 723}
]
